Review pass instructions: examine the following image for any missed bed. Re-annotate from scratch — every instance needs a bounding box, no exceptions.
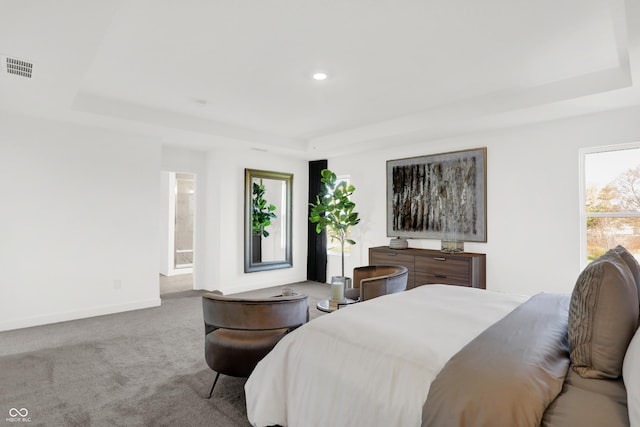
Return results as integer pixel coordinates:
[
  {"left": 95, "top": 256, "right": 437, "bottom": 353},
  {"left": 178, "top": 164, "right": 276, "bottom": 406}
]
[{"left": 245, "top": 246, "right": 640, "bottom": 427}]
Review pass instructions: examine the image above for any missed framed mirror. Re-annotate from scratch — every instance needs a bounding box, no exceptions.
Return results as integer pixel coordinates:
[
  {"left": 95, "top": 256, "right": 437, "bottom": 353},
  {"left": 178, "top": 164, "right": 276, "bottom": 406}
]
[{"left": 244, "top": 169, "right": 293, "bottom": 273}]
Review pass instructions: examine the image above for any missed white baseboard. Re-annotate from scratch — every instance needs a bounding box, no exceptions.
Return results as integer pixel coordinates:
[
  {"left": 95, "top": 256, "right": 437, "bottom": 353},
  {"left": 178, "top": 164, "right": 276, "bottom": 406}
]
[
  {"left": 165, "top": 267, "right": 193, "bottom": 276},
  {"left": 0, "top": 298, "right": 162, "bottom": 332}
]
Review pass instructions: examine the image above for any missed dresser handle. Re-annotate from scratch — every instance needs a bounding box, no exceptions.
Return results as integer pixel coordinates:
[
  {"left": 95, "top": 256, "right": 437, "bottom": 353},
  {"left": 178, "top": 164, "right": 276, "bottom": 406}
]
[
  {"left": 435, "top": 274, "right": 447, "bottom": 278},
  {"left": 387, "top": 253, "right": 397, "bottom": 256},
  {"left": 433, "top": 257, "right": 446, "bottom": 261}
]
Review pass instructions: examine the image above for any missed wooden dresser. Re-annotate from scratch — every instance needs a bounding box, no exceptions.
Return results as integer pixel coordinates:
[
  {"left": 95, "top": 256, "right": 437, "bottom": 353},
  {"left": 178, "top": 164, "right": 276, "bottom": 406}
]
[{"left": 368, "top": 246, "right": 486, "bottom": 289}]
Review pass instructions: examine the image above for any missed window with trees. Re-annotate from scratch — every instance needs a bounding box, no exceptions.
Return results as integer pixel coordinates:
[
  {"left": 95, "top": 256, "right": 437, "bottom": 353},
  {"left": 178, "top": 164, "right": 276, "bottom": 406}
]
[{"left": 581, "top": 144, "right": 640, "bottom": 265}]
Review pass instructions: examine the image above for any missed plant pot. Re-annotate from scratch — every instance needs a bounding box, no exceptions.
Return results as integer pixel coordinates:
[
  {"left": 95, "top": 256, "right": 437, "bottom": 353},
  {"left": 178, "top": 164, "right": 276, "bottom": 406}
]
[{"left": 251, "top": 234, "right": 262, "bottom": 263}]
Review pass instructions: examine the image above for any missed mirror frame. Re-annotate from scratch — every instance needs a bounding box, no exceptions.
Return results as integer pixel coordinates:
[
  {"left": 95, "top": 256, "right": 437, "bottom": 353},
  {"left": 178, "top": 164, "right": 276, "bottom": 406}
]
[{"left": 244, "top": 168, "right": 293, "bottom": 273}]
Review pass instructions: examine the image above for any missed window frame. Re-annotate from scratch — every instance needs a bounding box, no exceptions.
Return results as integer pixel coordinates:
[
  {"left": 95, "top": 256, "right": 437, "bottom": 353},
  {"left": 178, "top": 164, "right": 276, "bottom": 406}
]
[{"left": 579, "top": 141, "right": 640, "bottom": 268}]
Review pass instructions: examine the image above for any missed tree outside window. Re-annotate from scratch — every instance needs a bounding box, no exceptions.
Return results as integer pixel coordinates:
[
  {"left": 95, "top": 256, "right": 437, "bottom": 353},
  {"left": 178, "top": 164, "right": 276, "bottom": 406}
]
[{"left": 582, "top": 145, "right": 640, "bottom": 264}]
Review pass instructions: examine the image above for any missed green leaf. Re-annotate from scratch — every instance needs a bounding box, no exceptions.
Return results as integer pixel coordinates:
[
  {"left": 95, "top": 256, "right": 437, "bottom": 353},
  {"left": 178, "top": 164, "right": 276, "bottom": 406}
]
[
  {"left": 252, "top": 181, "right": 277, "bottom": 235},
  {"left": 309, "top": 168, "right": 360, "bottom": 255}
]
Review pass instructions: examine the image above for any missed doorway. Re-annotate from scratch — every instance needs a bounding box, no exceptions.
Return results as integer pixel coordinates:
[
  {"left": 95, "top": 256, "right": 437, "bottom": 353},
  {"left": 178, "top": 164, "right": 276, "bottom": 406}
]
[{"left": 160, "top": 171, "right": 195, "bottom": 294}]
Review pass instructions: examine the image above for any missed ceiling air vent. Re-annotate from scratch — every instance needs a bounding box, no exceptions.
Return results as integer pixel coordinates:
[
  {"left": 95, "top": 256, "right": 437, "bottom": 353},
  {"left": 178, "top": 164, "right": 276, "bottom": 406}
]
[{"left": 2, "top": 55, "right": 33, "bottom": 78}]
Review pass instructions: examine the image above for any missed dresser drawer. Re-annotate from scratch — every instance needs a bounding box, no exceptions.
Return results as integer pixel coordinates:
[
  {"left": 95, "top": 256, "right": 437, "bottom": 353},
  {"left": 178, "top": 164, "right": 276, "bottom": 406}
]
[
  {"left": 370, "top": 250, "right": 415, "bottom": 288},
  {"left": 414, "top": 272, "right": 471, "bottom": 287},
  {"left": 415, "top": 256, "right": 470, "bottom": 283},
  {"left": 370, "top": 251, "right": 415, "bottom": 270}
]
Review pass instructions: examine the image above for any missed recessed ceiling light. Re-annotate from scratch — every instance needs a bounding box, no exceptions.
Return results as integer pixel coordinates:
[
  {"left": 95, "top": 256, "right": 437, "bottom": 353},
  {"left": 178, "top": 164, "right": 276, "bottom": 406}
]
[{"left": 312, "top": 72, "right": 328, "bottom": 81}]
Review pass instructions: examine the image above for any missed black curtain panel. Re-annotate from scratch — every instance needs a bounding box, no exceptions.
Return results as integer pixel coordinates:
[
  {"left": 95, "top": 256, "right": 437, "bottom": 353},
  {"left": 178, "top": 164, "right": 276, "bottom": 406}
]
[{"left": 307, "top": 160, "right": 328, "bottom": 282}]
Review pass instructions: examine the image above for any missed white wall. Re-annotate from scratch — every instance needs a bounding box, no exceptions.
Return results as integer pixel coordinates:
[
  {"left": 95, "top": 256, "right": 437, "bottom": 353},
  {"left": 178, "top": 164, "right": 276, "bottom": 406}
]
[
  {"left": 5, "top": 104, "right": 640, "bottom": 331},
  {"left": 201, "top": 147, "right": 308, "bottom": 294},
  {"left": 327, "top": 106, "right": 640, "bottom": 296},
  {"left": 0, "top": 114, "right": 162, "bottom": 331}
]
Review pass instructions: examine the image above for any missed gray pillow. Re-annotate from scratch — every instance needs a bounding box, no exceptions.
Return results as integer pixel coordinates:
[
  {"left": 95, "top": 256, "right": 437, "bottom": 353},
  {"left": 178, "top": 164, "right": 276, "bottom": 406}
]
[
  {"left": 569, "top": 249, "right": 639, "bottom": 379},
  {"left": 613, "top": 245, "right": 640, "bottom": 307}
]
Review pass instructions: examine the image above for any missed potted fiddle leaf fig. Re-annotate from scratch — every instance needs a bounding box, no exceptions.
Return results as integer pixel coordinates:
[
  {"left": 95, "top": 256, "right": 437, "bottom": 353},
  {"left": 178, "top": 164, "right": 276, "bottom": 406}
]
[
  {"left": 252, "top": 181, "right": 277, "bottom": 237},
  {"left": 309, "top": 169, "right": 360, "bottom": 279}
]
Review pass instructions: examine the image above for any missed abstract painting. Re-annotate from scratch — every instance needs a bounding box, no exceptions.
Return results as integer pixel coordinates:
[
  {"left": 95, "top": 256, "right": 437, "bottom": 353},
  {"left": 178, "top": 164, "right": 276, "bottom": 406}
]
[{"left": 386, "top": 148, "right": 487, "bottom": 242}]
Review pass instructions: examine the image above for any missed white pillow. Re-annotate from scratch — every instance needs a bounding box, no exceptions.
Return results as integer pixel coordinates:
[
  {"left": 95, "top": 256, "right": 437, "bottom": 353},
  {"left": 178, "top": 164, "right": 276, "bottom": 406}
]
[{"left": 624, "top": 327, "right": 640, "bottom": 427}]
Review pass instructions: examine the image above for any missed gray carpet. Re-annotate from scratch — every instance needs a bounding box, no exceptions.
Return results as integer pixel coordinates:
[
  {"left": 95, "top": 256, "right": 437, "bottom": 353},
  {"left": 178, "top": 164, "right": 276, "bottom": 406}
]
[{"left": 0, "top": 281, "right": 329, "bottom": 426}]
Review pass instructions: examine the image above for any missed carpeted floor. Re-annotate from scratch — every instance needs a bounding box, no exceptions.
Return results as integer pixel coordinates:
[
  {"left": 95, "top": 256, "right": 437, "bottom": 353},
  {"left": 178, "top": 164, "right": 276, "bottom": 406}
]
[{"left": 0, "top": 281, "right": 329, "bottom": 426}]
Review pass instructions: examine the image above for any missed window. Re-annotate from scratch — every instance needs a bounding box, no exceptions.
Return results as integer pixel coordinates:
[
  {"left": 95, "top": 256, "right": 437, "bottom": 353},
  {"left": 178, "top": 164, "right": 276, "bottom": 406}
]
[{"left": 581, "top": 143, "right": 640, "bottom": 266}]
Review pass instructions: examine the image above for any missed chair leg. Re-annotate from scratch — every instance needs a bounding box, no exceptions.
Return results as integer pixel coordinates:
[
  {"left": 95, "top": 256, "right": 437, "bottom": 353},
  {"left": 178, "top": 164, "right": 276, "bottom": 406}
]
[{"left": 208, "top": 372, "right": 221, "bottom": 399}]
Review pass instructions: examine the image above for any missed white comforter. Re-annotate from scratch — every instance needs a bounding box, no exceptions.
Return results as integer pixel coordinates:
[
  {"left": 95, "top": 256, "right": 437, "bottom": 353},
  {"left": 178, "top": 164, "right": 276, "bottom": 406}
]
[{"left": 245, "top": 285, "right": 528, "bottom": 427}]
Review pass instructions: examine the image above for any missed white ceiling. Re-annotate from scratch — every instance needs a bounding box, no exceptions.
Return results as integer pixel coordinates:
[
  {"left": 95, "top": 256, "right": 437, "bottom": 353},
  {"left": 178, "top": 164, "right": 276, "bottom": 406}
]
[{"left": 1, "top": 0, "right": 639, "bottom": 158}]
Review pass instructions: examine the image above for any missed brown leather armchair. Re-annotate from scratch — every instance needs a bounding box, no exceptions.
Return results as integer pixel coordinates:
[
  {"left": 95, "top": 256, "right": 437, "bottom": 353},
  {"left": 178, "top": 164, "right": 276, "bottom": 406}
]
[
  {"left": 344, "top": 265, "right": 409, "bottom": 302},
  {"left": 201, "top": 292, "right": 308, "bottom": 398}
]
